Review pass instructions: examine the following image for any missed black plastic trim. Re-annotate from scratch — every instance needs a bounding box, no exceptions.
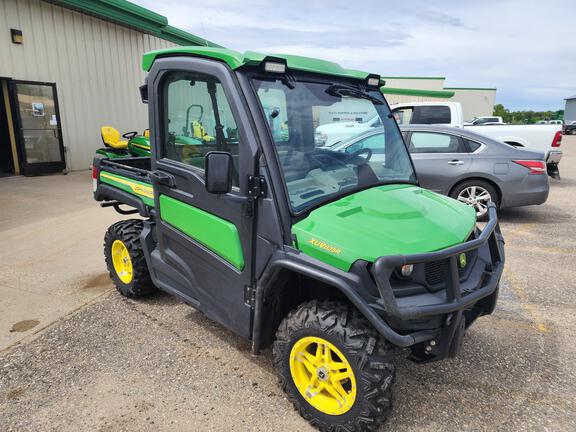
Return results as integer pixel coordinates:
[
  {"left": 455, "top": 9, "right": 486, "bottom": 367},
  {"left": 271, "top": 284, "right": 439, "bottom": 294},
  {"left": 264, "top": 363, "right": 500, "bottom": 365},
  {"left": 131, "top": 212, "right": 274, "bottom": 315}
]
[
  {"left": 94, "top": 184, "right": 150, "bottom": 217},
  {"left": 372, "top": 203, "right": 504, "bottom": 320}
]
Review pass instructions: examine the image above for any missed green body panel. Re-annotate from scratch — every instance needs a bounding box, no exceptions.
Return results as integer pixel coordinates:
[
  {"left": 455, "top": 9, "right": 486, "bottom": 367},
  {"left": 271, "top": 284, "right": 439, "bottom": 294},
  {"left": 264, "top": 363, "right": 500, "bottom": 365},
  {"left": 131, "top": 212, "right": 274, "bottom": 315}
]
[
  {"left": 96, "top": 148, "right": 129, "bottom": 159},
  {"left": 159, "top": 195, "right": 245, "bottom": 271},
  {"left": 128, "top": 136, "right": 151, "bottom": 156},
  {"left": 175, "top": 135, "right": 203, "bottom": 145},
  {"left": 292, "top": 185, "right": 476, "bottom": 271},
  {"left": 99, "top": 171, "right": 155, "bottom": 207},
  {"left": 142, "top": 47, "right": 371, "bottom": 81}
]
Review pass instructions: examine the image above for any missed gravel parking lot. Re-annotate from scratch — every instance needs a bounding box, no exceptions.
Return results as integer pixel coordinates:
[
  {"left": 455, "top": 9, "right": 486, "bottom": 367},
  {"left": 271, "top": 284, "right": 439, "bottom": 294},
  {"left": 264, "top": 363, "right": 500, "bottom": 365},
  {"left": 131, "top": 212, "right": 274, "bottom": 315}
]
[{"left": 1, "top": 137, "right": 575, "bottom": 432}]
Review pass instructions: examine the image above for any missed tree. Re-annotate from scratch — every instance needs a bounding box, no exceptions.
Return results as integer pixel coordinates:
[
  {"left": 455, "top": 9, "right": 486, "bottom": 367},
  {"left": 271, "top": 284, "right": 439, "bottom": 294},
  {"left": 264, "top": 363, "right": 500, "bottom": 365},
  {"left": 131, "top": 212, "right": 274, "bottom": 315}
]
[
  {"left": 493, "top": 105, "right": 564, "bottom": 124},
  {"left": 493, "top": 104, "right": 510, "bottom": 122}
]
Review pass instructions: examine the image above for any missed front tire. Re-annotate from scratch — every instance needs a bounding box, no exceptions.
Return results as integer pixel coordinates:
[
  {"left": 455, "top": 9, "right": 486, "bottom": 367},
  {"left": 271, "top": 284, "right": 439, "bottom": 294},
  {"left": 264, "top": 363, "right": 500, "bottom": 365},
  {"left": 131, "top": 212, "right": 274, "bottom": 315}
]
[
  {"left": 273, "top": 300, "right": 395, "bottom": 432},
  {"left": 104, "top": 219, "right": 156, "bottom": 297}
]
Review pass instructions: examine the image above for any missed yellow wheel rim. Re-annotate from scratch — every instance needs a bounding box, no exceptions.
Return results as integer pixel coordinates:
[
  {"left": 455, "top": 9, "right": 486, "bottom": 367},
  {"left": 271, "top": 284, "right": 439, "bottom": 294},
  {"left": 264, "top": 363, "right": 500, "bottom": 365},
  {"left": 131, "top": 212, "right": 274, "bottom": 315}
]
[
  {"left": 289, "top": 336, "right": 357, "bottom": 415},
  {"left": 111, "top": 240, "right": 133, "bottom": 284}
]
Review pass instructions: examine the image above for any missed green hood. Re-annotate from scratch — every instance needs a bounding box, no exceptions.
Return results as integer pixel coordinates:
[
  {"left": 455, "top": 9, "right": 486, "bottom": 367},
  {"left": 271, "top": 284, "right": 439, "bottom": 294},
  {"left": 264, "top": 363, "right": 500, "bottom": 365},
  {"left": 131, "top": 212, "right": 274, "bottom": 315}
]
[{"left": 292, "top": 184, "right": 476, "bottom": 271}]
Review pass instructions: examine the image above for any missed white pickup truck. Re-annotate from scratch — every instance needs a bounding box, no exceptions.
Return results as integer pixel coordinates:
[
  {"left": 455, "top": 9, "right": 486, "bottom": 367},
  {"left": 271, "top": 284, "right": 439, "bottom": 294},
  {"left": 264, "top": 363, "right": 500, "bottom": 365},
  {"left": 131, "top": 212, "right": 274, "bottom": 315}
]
[
  {"left": 315, "top": 101, "right": 562, "bottom": 177},
  {"left": 390, "top": 101, "right": 562, "bottom": 178}
]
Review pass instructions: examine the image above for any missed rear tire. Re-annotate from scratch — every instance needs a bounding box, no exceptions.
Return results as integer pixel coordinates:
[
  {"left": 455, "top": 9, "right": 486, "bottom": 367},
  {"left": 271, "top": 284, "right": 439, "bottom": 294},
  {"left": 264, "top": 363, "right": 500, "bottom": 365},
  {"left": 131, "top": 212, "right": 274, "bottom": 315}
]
[
  {"left": 273, "top": 300, "right": 395, "bottom": 432},
  {"left": 104, "top": 219, "right": 156, "bottom": 297},
  {"left": 450, "top": 180, "right": 498, "bottom": 221}
]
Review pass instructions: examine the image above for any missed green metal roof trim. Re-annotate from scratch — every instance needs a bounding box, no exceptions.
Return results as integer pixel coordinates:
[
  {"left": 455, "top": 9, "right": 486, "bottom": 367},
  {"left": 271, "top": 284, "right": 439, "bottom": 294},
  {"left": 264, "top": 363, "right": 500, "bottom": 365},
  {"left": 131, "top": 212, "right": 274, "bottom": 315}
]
[
  {"left": 50, "top": 0, "right": 220, "bottom": 47},
  {"left": 381, "top": 76, "right": 446, "bottom": 80},
  {"left": 142, "top": 47, "right": 372, "bottom": 80},
  {"left": 380, "top": 87, "right": 455, "bottom": 98},
  {"left": 444, "top": 87, "right": 497, "bottom": 91}
]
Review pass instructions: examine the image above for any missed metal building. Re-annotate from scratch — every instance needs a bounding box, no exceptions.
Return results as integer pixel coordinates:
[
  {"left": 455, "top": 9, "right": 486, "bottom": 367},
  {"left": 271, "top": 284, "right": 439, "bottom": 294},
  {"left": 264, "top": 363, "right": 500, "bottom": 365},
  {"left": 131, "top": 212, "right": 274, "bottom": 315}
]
[
  {"left": 0, "top": 0, "right": 217, "bottom": 176},
  {"left": 564, "top": 95, "right": 576, "bottom": 124},
  {"left": 380, "top": 76, "right": 496, "bottom": 120},
  {"left": 446, "top": 87, "right": 497, "bottom": 122}
]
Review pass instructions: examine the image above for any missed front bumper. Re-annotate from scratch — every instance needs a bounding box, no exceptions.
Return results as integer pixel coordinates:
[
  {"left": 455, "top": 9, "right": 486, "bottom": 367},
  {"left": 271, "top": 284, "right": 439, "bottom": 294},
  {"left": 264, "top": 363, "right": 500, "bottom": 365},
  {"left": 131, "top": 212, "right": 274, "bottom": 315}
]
[{"left": 370, "top": 203, "right": 505, "bottom": 361}]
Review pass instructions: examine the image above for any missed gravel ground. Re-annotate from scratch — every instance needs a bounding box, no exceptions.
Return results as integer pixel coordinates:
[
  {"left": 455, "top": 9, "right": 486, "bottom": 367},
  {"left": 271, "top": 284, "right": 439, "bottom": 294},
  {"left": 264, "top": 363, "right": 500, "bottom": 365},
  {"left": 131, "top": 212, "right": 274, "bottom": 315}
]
[{"left": 1, "top": 137, "right": 575, "bottom": 431}]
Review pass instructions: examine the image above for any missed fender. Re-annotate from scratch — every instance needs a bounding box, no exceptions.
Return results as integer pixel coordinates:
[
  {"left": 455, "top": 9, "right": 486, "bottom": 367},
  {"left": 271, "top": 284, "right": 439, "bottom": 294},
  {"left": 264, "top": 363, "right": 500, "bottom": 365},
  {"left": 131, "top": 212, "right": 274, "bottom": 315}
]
[
  {"left": 448, "top": 173, "right": 502, "bottom": 199},
  {"left": 94, "top": 184, "right": 150, "bottom": 217},
  {"left": 250, "top": 248, "right": 436, "bottom": 354},
  {"left": 495, "top": 135, "right": 529, "bottom": 147}
]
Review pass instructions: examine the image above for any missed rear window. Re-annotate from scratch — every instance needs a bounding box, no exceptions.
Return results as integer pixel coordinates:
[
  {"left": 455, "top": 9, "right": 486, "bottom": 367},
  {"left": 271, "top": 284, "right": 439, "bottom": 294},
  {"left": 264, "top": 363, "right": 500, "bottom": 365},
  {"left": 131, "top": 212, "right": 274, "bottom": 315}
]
[{"left": 412, "top": 106, "right": 451, "bottom": 124}]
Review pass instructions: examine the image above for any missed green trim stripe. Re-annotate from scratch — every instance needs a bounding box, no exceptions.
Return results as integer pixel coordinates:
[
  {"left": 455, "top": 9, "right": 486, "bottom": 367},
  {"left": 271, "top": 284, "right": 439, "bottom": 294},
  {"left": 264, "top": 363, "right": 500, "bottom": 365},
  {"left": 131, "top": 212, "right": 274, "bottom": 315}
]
[
  {"left": 159, "top": 195, "right": 245, "bottom": 271},
  {"left": 444, "top": 87, "right": 497, "bottom": 91},
  {"left": 380, "top": 87, "right": 455, "bottom": 98},
  {"left": 99, "top": 171, "right": 155, "bottom": 207}
]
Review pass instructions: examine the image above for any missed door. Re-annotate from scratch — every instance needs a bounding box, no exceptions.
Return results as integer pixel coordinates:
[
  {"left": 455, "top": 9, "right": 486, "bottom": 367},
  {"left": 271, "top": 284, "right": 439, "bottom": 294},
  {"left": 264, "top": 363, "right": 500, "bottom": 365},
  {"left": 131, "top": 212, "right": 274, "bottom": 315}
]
[
  {"left": 10, "top": 81, "right": 65, "bottom": 175},
  {"left": 147, "top": 58, "right": 259, "bottom": 338},
  {"left": 0, "top": 80, "right": 16, "bottom": 176},
  {"left": 407, "top": 131, "right": 471, "bottom": 193}
]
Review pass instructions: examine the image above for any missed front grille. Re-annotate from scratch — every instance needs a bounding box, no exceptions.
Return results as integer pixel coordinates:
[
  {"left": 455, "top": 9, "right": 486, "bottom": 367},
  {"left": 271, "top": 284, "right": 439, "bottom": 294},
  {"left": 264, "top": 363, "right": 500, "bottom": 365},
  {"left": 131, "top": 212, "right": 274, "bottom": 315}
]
[
  {"left": 425, "top": 252, "right": 473, "bottom": 287},
  {"left": 425, "top": 261, "right": 446, "bottom": 286}
]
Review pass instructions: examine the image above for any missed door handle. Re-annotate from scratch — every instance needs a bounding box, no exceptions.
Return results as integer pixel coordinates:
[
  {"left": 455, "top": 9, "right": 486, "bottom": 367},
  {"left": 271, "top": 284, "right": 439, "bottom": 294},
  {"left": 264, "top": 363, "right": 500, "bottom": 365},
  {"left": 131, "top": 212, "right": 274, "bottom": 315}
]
[
  {"left": 448, "top": 160, "right": 464, "bottom": 166},
  {"left": 149, "top": 171, "right": 175, "bottom": 187}
]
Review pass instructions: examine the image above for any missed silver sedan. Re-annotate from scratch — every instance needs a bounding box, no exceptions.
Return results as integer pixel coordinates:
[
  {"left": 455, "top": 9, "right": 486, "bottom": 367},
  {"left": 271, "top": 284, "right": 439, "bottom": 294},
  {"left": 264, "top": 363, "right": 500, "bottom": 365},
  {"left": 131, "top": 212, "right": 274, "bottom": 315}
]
[{"left": 330, "top": 125, "right": 550, "bottom": 219}]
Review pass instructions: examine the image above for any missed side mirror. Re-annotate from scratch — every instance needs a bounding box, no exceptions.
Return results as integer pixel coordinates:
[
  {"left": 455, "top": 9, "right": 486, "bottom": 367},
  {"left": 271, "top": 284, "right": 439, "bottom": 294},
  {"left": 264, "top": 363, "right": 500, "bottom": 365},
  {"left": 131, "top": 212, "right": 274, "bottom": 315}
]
[
  {"left": 205, "top": 151, "right": 233, "bottom": 194},
  {"left": 139, "top": 83, "right": 148, "bottom": 104}
]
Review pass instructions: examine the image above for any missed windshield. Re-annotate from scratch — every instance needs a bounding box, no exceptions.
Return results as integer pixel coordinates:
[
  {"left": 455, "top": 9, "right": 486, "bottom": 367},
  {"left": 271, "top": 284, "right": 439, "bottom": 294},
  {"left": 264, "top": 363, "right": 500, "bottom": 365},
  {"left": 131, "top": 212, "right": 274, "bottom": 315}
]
[{"left": 251, "top": 77, "right": 416, "bottom": 213}]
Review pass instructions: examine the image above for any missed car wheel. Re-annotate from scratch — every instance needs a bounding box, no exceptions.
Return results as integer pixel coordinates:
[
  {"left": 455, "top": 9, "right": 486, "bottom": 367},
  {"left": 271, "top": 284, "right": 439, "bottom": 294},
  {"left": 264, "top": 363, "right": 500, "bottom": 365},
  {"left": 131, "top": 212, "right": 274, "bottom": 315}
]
[
  {"left": 104, "top": 219, "right": 156, "bottom": 297},
  {"left": 273, "top": 300, "right": 395, "bottom": 432},
  {"left": 450, "top": 180, "right": 498, "bottom": 221}
]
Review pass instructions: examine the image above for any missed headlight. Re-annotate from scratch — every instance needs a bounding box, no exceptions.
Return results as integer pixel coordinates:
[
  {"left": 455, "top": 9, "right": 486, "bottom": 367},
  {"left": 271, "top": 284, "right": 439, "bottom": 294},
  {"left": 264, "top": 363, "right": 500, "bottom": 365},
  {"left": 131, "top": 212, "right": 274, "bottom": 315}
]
[
  {"left": 400, "top": 264, "right": 414, "bottom": 277},
  {"left": 314, "top": 132, "right": 328, "bottom": 146}
]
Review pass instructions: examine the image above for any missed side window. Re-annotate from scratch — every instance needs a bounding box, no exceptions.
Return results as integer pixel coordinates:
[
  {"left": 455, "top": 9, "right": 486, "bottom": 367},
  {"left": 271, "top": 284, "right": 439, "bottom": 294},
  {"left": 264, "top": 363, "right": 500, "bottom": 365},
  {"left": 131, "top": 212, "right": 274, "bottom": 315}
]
[
  {"left": 345, "top": 141, "right": 363, "bottom": 154},
  {"left": 163, "top": 72, "right": 240, "bottom": 185},
  {"left": 409, "top": 132, "right": 465, "bottom": 153},
  {"left": 257, "top": 87, "right": 289, "bottom": 142},
  {"left": 412, "top": 106, "right": 451, "bottom": 124},
  {"left": 356, "top": 133, "right": 385, "bottom": 154},
  {"left": 464, "top": 138, "right": 482, "bottom": 153},
  {"left": 393, "top": 107, "right": 414, "bottom": 125}
]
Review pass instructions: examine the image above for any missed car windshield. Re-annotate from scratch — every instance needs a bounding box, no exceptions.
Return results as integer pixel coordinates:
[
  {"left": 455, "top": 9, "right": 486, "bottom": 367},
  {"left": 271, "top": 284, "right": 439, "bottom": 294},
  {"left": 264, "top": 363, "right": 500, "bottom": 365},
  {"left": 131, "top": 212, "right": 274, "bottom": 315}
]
[{"left": 251, "top": 77, "right": 416, "bottom": 213}]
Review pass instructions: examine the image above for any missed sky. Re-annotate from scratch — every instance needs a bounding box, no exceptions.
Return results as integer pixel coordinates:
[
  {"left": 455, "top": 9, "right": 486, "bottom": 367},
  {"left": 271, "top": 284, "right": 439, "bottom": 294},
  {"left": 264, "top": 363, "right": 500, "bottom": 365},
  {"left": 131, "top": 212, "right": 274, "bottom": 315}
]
[{"left": 134, "top": 0, "right": 575, "bottom": 111}]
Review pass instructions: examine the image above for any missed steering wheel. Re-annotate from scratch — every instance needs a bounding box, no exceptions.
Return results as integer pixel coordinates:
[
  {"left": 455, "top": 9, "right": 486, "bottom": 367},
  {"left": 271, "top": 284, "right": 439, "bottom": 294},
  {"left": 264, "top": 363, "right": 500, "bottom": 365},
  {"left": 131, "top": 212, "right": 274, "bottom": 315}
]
[
  {"left": 122, "top": 131, "right": 138, "bottom": 140},
  {"left": 346, "top": 147, "right": 373, "bottom": 163}
]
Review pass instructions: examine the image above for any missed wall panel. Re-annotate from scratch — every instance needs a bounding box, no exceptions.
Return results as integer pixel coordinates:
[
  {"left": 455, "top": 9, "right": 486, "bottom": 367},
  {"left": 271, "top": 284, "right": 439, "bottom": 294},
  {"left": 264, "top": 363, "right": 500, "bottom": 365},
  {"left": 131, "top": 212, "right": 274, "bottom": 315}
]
[{"left": 0, "top": 0, "right": 176, "bottom": 170}]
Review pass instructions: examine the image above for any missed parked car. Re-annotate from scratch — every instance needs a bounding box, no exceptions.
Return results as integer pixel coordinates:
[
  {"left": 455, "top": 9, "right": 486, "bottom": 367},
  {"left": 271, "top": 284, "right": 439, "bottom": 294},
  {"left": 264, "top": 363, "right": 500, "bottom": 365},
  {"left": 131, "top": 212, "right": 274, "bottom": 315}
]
[
  {"left": 329, "top": 125, "right": 549, "bottom": 219},
  {"left": 465, "top": 116, "right": 504, "bottom": 125},
  {"left": 314, "top": 115, "right": 381, "bottom": 146},
  {"left": 564, "top": 121, "right": 576, "bottom": 135},
  {"left": 389, "top": 101, "right": 563, "bottom": 178}
]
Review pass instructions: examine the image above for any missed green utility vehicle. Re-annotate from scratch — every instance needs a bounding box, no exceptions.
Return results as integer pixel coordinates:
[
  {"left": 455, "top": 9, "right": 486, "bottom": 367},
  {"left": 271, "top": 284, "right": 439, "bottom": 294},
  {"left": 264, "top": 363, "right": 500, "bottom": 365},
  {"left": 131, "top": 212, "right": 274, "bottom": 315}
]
[{"left": 93, "top": 47, "right": 505, "bottom": 431}]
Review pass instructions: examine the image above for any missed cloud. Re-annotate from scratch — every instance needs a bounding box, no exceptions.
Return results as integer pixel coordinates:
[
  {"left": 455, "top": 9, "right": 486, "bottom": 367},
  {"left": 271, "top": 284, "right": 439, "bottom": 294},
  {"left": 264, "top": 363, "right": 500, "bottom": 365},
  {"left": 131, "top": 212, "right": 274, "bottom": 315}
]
[
  {"left": 133, "top": 0, "right": 576, "bottom": 110},
  {"left": 204, "top": 26, "right": 410, "bottom": 49}
]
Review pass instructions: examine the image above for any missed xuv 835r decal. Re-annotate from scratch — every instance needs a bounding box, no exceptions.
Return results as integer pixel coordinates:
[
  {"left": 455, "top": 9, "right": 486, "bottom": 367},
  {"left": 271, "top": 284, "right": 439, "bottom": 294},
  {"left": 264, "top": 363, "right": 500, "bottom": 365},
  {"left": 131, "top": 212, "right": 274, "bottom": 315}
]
[{"left": 99, "top": 171, "right": 155, "bottom": 207}]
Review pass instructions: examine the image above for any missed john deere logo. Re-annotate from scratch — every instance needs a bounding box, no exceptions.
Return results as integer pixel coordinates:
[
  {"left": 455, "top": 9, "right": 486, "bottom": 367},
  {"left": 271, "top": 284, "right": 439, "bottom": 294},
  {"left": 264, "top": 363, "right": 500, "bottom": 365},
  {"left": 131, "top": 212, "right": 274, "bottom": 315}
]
[
  {"left": 458, "top": 253, "right": 467, "bottom": 268},
  {"left": 308, "top": 238, "right": 342, "bottom": 255}
]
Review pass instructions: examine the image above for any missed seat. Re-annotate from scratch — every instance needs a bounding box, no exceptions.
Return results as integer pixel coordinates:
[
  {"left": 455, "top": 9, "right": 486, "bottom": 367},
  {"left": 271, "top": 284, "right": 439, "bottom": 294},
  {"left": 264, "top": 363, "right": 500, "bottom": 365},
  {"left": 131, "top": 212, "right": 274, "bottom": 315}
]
[
  {"left": 191, "top": 121, "right": 215, "bottom": 142},
  {"left": 101, "top": 126, "right": 128, "bottom": 150}
]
